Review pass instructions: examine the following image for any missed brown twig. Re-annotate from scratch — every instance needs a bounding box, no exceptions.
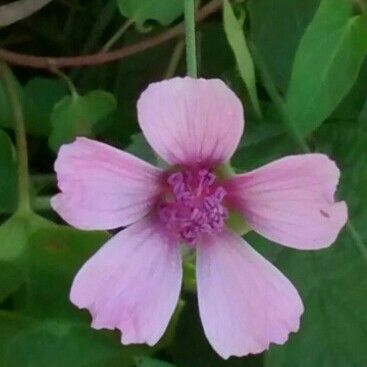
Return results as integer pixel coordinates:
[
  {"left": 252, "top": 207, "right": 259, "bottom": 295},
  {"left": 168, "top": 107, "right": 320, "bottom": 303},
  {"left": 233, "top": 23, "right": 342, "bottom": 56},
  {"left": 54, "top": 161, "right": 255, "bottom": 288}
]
[{"left": 0, "top": 0, "right": 221, "bottom": 70}]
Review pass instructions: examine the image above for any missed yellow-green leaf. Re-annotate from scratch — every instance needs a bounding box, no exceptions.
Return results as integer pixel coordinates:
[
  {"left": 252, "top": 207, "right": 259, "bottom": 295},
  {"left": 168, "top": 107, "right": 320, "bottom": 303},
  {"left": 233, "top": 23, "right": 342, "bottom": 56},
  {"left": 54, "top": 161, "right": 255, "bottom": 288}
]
[
  {"left": 223, "top": 0, "right": 261, "bottom": 118},
  {"left": 286, "top": 0, "right": 367, "bottom": 136}
]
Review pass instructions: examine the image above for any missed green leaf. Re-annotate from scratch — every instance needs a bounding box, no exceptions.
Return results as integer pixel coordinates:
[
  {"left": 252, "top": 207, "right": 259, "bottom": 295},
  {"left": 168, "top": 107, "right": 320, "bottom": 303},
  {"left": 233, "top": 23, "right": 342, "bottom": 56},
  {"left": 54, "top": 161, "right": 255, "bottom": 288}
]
[
  {"left": 0, "top": 226, "right": 148, "bottom": 366},
  {"left": 0, "top": 213, "right": 54, "bottom": 303},
  {"left": 24, "top": 226, "right": 109, "bottom": 318},
  {"left": 232, "top": 134, "right": 297, "bottom": 172},
  {"left": 0, "top": 311, "right": 33, "bottom": 349},
  {"left": 0, "top": 77, "right": 67, "bottom": 137},
  {"left": 23, "top": 77, "right": 68, "bottom": 136},
  {"left": 0, "top": 75, "right": 23, "bottom": 131},
  {"left": 0, "top": 83, "right": 12, "bottom": 128},
  {"left": 264, "top": 119, "right": 367, "bottom": 367},
  {"left": 359, "top": 97, "right": 367, "bottom": 124},
  {"left": 247, "top": 0, "right": 319, "bottom": 93},
  {"left": 264, "top": 232, "right": 367, "bottom": 367},
  {"left": 135, "top": 357, "right": 176, "bottom": 367},
  {"left": 0, "top": 130, "right": 17, "bottom": 214},
  {"left": 0, "top": 216, "right": 29, "bottom": 263},
  {"left": 223, "top": 1, "right": 261, "bottom": 118},
  {"left": 332, "top": 59, "right": 367, "bottom": 121},
  {"left": 238, "top": 121, "right": 285, "bottom": 148},
  {"left": 125, "top": 133, "right": 157, "bottom": 165},
  {"left": 286, "top": 0, "right": 367, "bottom": 137},
  {"left": 183, "top": 260, "right": 196, "bottom": 292},
  {"left": 0, "top": 214, "right": 54, "bottom": 262},
  {"left": 200, "top": 22, "right": 236, "bottom": 78},
  {"left": 0, "top": 311, "right": 135, "bottom": 367},
  {"left": 117, "top": 0, "right": 184, "bottom": 27},
  {"left": 49, "top": 90, "right": 117, "bottom": 152}
]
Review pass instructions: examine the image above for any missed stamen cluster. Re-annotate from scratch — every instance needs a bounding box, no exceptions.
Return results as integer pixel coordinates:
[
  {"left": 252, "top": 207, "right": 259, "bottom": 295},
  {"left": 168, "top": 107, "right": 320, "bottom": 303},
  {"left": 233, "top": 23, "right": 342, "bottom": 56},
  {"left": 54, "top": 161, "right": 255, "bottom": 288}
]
[{"left": 159, "top": 169, "right": 228, "bottom": 244}]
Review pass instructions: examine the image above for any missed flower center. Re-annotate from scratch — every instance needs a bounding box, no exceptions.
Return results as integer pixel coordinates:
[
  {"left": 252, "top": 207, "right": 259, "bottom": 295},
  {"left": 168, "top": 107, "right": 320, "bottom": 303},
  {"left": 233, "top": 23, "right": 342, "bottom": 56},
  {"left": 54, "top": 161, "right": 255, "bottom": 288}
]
[{"left": 159, "top": 168, "right": 228, "bottom": 244}]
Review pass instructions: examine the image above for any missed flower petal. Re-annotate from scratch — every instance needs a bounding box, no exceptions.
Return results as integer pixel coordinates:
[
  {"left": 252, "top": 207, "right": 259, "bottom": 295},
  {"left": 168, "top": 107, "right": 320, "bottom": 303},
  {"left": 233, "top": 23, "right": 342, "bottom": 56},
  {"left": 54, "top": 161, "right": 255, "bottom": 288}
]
[
  {"left": 224, "top": 154, "right": 348, "bottom": 249},
  {"left": 52, "top": 137, "right": 163, "bottom": 230},
  {"left": 137, "top": 77, "right": 244, "bottom": 166},
  {"left": 196, "top": 231, "right": 303, "bottom": 359},
  {"left": 70, "top": 218, "right": 182, "bottom": 345}
]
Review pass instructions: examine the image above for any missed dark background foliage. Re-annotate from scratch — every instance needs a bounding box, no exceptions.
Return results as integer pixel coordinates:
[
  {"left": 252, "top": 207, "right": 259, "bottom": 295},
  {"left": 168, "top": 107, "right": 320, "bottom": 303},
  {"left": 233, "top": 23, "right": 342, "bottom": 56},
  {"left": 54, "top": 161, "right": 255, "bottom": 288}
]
[{"left": 0, "top": 0, "right": 366, "bottom": 366}]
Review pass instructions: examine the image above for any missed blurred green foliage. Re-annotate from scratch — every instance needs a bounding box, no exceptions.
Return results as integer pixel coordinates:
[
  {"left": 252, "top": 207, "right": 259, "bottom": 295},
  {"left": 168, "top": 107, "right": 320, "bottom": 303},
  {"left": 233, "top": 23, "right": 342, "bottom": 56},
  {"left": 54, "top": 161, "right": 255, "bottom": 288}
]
[
  {"left": 0, "top": 0, "right": 366, "bottom": 366},
  {"left": 117, "top": 0, "right": 184, "bottom": 27},
  {"left": 49, "top": 90, "right": 117, "bottom": 151}
]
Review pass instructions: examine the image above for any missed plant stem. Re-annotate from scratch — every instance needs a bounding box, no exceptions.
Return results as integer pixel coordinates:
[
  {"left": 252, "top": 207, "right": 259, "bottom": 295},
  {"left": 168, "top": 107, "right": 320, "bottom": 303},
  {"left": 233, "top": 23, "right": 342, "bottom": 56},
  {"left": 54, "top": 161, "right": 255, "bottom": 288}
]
[
  {"left": 184, "top": 0, "right": 198, "bottom": 77},
  {"left": 80, "top": 0, "right": 117, "bottom": 55},
  {"left": 0, "top": 0, "right": 222, "bottom": 69},
  {"left": 164, "top": 39, "right": 185, "bottom": 79},
  {"left": 101, "top": 19, "right": 134, "bottom": 53},
  {"left": 50, "top": 66, "right": 78, "bottom": 99},
  {"left": 0, "top": 196, "right": 52, "bottom": 214},
  {"left": 0, "top": 62, "right": 32, "bottom": 215}
]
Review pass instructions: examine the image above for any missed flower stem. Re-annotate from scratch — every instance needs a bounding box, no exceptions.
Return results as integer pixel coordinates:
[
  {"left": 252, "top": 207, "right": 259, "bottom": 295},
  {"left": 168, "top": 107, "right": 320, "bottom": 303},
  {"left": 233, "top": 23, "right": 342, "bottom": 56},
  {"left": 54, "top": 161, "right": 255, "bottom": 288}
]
[
  {"left": 184, "top": 0, "right": 198, "bottom": 78},
  {"left": 0, "top": 62, "right": 32, "bottom": 215}
]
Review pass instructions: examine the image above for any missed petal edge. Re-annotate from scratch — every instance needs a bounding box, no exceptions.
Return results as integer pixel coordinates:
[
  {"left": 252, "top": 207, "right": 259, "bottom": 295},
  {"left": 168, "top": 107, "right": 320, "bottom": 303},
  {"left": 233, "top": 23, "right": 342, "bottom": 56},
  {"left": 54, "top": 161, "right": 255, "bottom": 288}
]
[
  {"left": 70, "top": 218, "right": 182, "bottom": 346},
  {"left": 196, "top": 231, "right": 304, "bottom": 359},
  {"left": 137, "top": 77, "right": 244, "bottom": 166},
  {"left": 224, "top": 154, "right": 348, "bottom": 249},
  {"left": 52, "top": 137, "right": 163, "bottom": 230}
]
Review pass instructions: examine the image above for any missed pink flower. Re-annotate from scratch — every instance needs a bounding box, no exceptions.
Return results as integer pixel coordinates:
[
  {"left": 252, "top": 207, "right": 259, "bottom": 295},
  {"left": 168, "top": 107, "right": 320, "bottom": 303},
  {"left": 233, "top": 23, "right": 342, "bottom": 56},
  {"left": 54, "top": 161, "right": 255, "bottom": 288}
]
[{"left": 52, "top": 77, "right": 347, "bottom": 359}]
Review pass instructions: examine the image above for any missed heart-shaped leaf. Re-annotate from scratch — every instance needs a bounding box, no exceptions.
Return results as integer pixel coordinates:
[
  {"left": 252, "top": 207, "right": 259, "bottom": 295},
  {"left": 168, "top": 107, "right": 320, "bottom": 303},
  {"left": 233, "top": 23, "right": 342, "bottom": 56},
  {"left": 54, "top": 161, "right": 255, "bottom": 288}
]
[{"left": 49, "top": 90, "right": 117, "bottom": 152}]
